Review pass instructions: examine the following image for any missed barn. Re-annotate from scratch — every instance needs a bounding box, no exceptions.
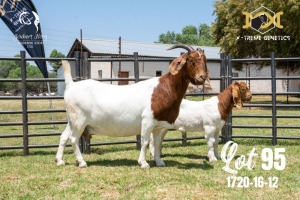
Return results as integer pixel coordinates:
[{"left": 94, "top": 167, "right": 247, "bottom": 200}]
[{"left": 57, "top": 38, "right": 300, "bottom": 95}]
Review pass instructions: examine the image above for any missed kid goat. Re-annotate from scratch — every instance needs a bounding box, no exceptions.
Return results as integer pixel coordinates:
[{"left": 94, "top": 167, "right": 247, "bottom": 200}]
[
  {"left": 55, "top": 45, "right": 209, "bottom": 168},
  {"left": 150, "top": 81, "right": 252, "bottom": 162}
]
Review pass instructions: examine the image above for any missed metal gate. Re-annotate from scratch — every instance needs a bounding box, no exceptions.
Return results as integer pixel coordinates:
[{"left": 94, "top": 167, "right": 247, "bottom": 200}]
[{"left": 0, "top": 51, "right": 299, "bottom": 155}]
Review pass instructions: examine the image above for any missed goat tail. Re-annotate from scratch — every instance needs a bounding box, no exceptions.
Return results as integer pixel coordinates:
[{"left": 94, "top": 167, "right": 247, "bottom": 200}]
[{"left": 62, "top": 60, "right": 74, "bottom": 88}]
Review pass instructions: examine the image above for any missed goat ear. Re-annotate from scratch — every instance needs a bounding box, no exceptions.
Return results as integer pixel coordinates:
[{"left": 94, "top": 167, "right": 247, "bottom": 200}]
[
  {"left": 169, "top": 56, "right": 186, "bottom": 75},
  {"left": 232, "top": 81, "right": 243, "bottom": 109}
]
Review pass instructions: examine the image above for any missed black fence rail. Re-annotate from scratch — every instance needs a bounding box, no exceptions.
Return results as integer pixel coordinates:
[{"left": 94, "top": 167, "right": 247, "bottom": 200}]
[
  {"left": 0, "top": 50, "right": 223, "bottom": 155},
  {"left": 0, "top": 50, "right": 299, "bottom": 156},
  {"left": 224, "top": 52, "right": 300, "bottom": 145}
]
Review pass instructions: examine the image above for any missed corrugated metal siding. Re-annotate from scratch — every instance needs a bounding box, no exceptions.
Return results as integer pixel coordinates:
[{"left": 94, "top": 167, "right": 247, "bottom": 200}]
[{"left": 81, "top": 38, "right": 221, "bottom": 59}]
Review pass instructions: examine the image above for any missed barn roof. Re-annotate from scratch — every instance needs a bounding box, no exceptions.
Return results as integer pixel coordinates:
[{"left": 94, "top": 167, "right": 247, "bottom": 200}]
[{"left": 67, "top": 38, "right": 221, "bottom": 59}]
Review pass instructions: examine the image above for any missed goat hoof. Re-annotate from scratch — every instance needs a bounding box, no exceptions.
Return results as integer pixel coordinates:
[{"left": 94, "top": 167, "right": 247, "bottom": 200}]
[
  {"left": 140, "top": 162, "right": 150, "bottom": 169},
  {"left": 209, "top": 157, "right": 218, "bottom": 162},
  {"left": 156, "top": 160, "right": 166, "bottom": 167},
  {"left": 78, "top": 161, "right": 87, "bottom": 168},
  {"left": 56, "top": 160, "right": 65, "bottom": 166}
]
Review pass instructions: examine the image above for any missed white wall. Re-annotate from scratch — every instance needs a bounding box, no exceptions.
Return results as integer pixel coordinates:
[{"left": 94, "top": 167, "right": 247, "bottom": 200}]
[
  {"left": 90, "top": 62, "right": 111, "bottom": 79},
  {"left": 57, "top": 60, "right": 300, "bottom": 95},
  {"left": 233, "top": 65, "right": 300, "bottom": 93}
]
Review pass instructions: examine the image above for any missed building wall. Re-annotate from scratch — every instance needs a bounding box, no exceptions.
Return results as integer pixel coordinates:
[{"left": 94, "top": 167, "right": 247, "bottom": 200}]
[
  {"left": 233, "top": 65, "right": 300, "bottom": 93},
  {"left": 112, "top": 61, "right": 169, "bottom": 78},
  {"left": 57, "top": 60, "right": 300, "bottom": 95},
  {"left": 90, "top": 62, "right": 111, "bottom": 80}
]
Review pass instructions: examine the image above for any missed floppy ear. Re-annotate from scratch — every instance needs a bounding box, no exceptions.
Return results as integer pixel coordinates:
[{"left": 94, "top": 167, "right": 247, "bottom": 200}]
[
  {"left": 232, "top": 81, "right": 242, "bottom": 109},
  {"left": 169, "top": 55, "right": 187, "bottom": 75}
]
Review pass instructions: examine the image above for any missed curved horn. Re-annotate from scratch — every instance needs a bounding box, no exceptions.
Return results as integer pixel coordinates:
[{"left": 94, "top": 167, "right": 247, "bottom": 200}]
[{"left": 167, "top": 44, "right": 195, "bottom": 52}]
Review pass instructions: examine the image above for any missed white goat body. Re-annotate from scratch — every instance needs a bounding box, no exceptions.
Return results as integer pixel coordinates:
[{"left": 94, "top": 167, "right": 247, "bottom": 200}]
[
  {"left": 55, "top": 45, "right": 209, "bottom": 168},
  {"left": 174, "top": 97, "right": 224, "bottom": 133},
  {"left": 65, "top": 78, "right": 159, "bottom": 137},
  {"left": 150, "top": 82, "right": 252, "bottom": 162}
]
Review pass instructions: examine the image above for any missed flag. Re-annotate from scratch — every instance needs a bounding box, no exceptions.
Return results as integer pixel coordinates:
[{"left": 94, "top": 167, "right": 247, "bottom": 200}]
[{"left": 0, "top": 0, "right": 48, "bottom": 78}]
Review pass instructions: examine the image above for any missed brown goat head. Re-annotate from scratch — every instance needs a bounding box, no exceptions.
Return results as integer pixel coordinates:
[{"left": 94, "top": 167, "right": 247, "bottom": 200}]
[
  {"left": 168, "top": 45, "right": 209, "bottom": 85},
  {"left": 232, "top": 81, "right": 252, "bottom": 109}
]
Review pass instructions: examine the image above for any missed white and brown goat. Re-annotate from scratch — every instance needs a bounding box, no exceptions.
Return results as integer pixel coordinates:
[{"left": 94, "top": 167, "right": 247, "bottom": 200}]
[
  {"left": 55, "top": 45, "right": 209, "bottom": 168},
  {"left": 150, "top": 81, "right": 252, "bottom": 162}
]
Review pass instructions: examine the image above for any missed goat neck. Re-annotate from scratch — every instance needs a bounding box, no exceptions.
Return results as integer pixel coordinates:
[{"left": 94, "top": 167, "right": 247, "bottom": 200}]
[
  {"left": 217, "top": 85, "right": 235, "bottom": 121},
  {"left": 151, "top": 68, "right": 190, "bottom": 124}
]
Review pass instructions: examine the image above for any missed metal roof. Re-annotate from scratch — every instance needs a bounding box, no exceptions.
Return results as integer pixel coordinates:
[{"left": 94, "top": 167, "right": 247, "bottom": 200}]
[{"left": 68, "top": 38, "right": 221, "bottom": 59}]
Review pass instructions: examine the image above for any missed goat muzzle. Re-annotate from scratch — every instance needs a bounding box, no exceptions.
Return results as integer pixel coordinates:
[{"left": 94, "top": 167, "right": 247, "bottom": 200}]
[
  {"left": 245, "top": 95, "right": 252, "bottom": 102},
  {"left": 193, "top": 75, "right": 206, "bottom": 85}
]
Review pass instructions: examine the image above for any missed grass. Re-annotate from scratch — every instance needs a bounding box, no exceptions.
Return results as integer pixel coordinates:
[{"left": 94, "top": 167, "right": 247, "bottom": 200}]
[
  {"left": 0, "top": 97, "right": 300, "bottom": 199},
  {"left": 0, "top": 140, "right": 299, "bottom": 199}
]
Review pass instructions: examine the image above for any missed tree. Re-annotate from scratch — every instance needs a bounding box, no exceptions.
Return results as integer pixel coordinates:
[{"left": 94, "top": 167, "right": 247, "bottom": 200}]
[
  {"left": 182, "top": 25, "right": 197, "bottom": 35},
  {"left": 212, "top": 0, "right": 300, "bottom": 71},
  {"left": 0, "top": 53, "right": 57, "bottom": 92},
  {"left": 158, "top": 24, "right": 215, "bottom": 46},
  {"left": 49, "top": 49, "right": 65, "bottom": 72},
  {"left": 158, "top": 31, "right": 176, "bottom": 44},
  {"left": 0, "top": 54, "right": 23, "bottom": 78},
  {"left": 6, "top": 65, "right": 45, "bottom": 92},
  {"left": 198, "top": 24, "right": 214, "bottom": 46}
]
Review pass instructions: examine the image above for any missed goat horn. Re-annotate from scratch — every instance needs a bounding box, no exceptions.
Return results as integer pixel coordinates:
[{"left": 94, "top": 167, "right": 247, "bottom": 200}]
[{"left": 167, "top": 44, "right": 195, "bottom": 52}]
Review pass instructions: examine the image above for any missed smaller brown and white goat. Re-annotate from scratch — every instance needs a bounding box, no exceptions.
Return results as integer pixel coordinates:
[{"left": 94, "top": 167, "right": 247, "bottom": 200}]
[
  {"left": 150, "top": 81, "right": 252, "bottom": 162},
  {"left": 56, "top": 45, "right": 209, "bottom": 168}
]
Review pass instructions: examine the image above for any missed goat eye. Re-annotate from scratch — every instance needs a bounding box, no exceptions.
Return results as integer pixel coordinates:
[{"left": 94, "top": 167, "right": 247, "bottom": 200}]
[
  {"left": 190, "top": 61, "right": 195, "bottom": 66},
  {"left": 240, "top": 89, "right": 246, "bottom": 93}
]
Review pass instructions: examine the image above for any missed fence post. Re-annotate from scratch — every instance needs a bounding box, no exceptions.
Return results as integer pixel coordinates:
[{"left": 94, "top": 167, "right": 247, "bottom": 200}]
[
  {"left": 271, "top": 52, "right": 277, "bottom": 145},
  {"left": 83, "top": 52, "right": 90, "bottom": 80},
  {"left": 181, "top": 131, "right": 187, "bottom": 146},
  {"left": 227, "top": 54, "right": 233, "bottom": 142},
  {"left": 220, "top": 53, "right": 226, "bottom": 91},
  {"left": 74, "top": 51, "right": 81, "bottom": 80},
  {"left": 20, "top": 51, "right": 29, "bottom": 156},
  {"left": 82, "top": 52, "right": 91, "bottom": 154},
  {"left": 133, "top": 52, "right": 141, "bottom": 150},
  {"left": 220, "top": 53, "right": 227, "bottom": 143}
]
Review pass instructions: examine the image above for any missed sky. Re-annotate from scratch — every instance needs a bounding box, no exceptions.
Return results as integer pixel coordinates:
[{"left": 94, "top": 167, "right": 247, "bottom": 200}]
[{"left": 0, "top": 0, "right": 217, "bottom": 58}]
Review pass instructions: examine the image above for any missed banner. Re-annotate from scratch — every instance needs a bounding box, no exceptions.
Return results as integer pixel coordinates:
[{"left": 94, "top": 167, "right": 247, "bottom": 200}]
[{"left": 0, "top": 0, "right": 48, "bottom": 78}]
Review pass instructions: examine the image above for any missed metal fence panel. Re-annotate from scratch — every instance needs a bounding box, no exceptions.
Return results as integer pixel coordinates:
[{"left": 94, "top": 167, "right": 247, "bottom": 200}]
[{"left": 0, "top": 51, "right": 299, "bottom": 155}]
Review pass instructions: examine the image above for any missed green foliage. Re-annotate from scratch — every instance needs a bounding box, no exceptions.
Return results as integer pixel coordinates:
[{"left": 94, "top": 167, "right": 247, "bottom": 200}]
[
  {"left": 5, "top": 65, "right": 45, "bottom": 92},
  {"left": 182, "top": 25, "right": 197, "bottom": 35},
  {"left": 0, "top": 54, "right": 57, "bottom": 92},
  {"left": 49, "top": 49, "right": 65, "bottom": 72},
  {"left": 0, "top": 54, "right": 23, "bottom": 78},
  {"left": 158, "top": 23, "right": 215, "bottom": 46},
  {"left": 212, "top": 0, "right": 300, "bottom": 71},
  {"left": 159, "top": 31, "right": 176, "bottom": 44}
]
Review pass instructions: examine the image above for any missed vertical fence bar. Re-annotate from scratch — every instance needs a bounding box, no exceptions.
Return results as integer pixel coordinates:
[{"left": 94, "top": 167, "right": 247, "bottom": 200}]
[
  {"left": 134, "top": 52, "right": 139, "bottom": 83},
  {"left": 83, "top": 52, "right": 90, "bottom": 79},
  {"left": 20, "top": 51, "right": 29, "bottom": 155},
  {"left": 220, "top": 53, "right": 227, "bottom": 143},
  {"left": 271, "top": 52, "right": 277, "bottom": 145},
  {"left": 74, "top": 51, "right": 80, "bottom": 80},
  {"left": 220, "top": 53, "right": 226, "bottom": 91},
  {"left": 83, "top": 52, "right": 91, "bottom": 154},
  {"left": 133, "top": 52, "right": 141, "bottom": 149},
  {"left": 227, "top": 54, "right": 233, "bottom": 142},
  {"left": 181, "top": 131, "right": 187, "bottom": 146}
]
